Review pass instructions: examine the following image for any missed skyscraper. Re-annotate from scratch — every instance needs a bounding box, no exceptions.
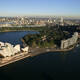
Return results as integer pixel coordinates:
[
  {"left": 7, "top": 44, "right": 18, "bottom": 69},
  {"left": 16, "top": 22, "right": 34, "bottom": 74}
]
[
  {"left": 60, "top": 17, "right": 64, "bottom": 26},
  {"left": 61, "top": 17, "right": 63, "bottom": 23}
]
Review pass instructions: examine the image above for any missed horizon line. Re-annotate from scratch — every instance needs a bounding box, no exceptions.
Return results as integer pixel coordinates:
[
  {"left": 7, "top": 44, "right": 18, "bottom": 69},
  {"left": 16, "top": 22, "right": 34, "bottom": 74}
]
[{"left": 0, "top": 14, "right": 80, "bottom": 18}]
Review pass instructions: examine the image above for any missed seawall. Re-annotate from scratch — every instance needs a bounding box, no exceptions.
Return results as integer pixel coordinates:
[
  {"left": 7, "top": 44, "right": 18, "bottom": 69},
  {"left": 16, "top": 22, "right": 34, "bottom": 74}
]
[{"left": 0, "top": 46, "right": 75, "bottom": 67}]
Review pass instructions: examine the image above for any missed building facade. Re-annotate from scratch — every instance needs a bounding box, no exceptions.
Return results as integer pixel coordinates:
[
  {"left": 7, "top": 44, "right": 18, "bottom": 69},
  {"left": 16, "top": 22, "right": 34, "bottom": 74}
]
[{"left": 61, "top": 32, "right": 78, "bottom": 49}]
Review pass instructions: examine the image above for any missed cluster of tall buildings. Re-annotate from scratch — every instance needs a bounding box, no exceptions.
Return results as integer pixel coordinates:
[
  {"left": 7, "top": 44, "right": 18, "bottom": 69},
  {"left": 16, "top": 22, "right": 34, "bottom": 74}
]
[
  {"left": 0, "top": 17, "right": 48, "bottom": 27},
  {"left": 0, "top": 16, "right": 80, "bottom": 27}
]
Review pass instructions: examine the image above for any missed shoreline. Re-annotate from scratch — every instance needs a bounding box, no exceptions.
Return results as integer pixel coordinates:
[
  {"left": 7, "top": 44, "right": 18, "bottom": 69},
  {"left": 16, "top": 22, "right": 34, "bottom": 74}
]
[
  {"left": 29, "top": 46, "right": 75, "bottom": 57},
  {"left": 0, "top": 53, "right": 31, "bottom": 67},
  {"left": 0, "top": 45, "right": 75, "bottom": 67}
]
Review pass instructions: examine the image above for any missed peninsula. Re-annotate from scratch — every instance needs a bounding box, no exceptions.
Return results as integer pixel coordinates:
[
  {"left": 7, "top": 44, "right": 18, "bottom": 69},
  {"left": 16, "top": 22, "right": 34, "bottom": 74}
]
[
  {"left": 22, "top": 27, "right": 79, "bottom": 50},
  {"left": 0, "top": 27, "right": 79, "bottom": 67}
]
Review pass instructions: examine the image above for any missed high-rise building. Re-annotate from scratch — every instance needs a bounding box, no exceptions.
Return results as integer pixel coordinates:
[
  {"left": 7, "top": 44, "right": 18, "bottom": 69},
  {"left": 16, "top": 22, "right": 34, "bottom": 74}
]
[
  {"left": 60, "top": 17, "right": 64, "bottom": 26},
  {"left": 61, "top": 17, "right": 63, "bottom": 23}
]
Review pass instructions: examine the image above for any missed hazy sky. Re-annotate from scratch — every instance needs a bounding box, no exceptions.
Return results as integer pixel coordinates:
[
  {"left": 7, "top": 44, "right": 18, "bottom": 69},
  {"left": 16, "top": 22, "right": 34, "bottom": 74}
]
[{"left": 0, "top": 0, "right": 80, "bottom": 16}]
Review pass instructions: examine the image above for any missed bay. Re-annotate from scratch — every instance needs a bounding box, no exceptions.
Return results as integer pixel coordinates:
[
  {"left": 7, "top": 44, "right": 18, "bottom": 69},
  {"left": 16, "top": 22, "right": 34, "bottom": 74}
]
[{"left": 0, "top": 31, "right": 80, "bottom": 80}]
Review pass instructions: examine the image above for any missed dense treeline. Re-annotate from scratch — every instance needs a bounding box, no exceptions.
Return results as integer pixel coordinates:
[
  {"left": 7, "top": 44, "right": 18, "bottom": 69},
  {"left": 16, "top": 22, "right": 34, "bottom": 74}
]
[
  {"left": 23, "top": 27, "right": 65, "bottom": 48},
  {"left": 0, "top": 27, "right": 46, "bottom": 32},
  {"left": 0, "top": 25, "right": 80, "bottom": 32},
  {"left": 0, "top": 25, "right": 79, "bottom": 48},
  {"left": 60, "top": 25, "right": 80, "bottom": 33}
]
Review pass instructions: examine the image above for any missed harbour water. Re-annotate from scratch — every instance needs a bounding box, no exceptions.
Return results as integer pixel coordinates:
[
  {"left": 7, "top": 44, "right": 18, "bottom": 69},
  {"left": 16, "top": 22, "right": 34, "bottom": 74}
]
[
  {"left": 0, "top": 31, "right": 80, "bottom": 80},
  {"left": 0, "top": 31, "right": 37, "bottom": 45}
]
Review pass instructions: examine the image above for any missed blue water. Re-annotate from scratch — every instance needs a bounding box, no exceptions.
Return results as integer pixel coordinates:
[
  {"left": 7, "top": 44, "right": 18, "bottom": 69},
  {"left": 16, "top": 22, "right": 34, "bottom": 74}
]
[
  {"left": 0, "top": 31, "right": 80, "bottom": 80},
  {"left": 0, "top": 31, "right": 37, "bottom": 45}
]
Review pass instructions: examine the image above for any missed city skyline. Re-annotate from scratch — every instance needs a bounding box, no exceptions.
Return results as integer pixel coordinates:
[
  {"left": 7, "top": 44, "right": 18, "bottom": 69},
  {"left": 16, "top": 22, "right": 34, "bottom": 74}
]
[{"left": 0, "top": 0, "right": 80, "bottom": 17}]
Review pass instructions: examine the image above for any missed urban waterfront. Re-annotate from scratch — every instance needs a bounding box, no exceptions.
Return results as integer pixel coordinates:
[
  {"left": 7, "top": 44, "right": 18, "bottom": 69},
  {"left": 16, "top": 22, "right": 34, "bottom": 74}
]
[{"left": 0, "top": 31, "right": 80, "bottom": 80}]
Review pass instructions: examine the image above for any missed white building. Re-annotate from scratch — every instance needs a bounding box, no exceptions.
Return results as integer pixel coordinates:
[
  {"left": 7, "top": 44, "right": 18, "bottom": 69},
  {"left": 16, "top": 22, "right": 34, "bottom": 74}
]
[
  {"left": 60, "top": 17, "right": 64, "bottom": 26},
  {"left": 61, "top": 17, "right": 64, "bottom": 23},
  {"left": 0, "top": 42, "right": 29, "bottom": 58},
  {"left": 22, "top": 47, "right": 29, "bottom": 53},
  {"left": 61, "top": 32, "right": 78, "bottom": 49}
]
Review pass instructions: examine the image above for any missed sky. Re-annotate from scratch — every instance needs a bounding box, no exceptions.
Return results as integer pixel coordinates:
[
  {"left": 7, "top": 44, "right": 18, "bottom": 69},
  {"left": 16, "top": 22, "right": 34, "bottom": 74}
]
[{"left": 0, "top": 0, "right": 80, "bottom": 17}]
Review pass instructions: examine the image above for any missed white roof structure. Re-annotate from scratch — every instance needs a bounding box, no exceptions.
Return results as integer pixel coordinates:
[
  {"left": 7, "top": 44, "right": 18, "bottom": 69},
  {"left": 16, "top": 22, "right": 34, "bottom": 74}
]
[
  {"left": 22, "top": 47, "right": 29, "bottom": 52},
  {"left": 0, "top": 41, "right": 29, "bottom": 58},
  {"left": 0, "top": 42, "right": 4, "bottom": 46},
  {"left": 0, "top": 42, "right": 21, "bottom": 57},
  {"left": 14, "top": 44, "right": 20, "bottom": 53}
]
